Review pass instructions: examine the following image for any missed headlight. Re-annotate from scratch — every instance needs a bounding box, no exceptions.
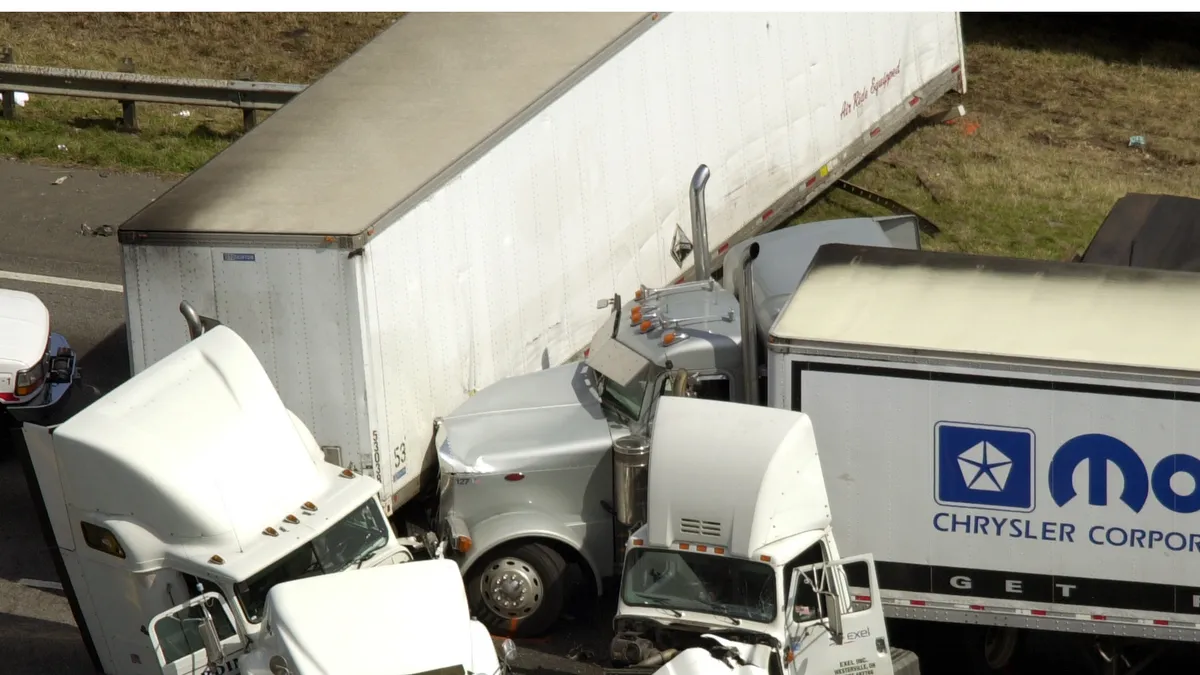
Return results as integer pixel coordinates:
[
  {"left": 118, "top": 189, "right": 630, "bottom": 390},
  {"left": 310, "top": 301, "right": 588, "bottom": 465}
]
[{"left": 269, "top": 655, "right": 292, "bottom": 675}]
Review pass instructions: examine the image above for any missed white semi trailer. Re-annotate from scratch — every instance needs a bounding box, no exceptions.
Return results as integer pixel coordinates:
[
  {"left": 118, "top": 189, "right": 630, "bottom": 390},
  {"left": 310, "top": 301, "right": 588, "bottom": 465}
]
[
  {"left": 761, "top": 244, "right": 1200, "bottom": 674},
  {"left": 115, "top": 12, "right": 967, "bottom": 518}
]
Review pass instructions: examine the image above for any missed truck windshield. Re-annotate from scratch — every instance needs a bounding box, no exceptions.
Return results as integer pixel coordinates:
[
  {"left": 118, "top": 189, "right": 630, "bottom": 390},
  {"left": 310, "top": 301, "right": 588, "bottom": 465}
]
[
  {"left": 234, "top": 498, "right": 390, "bottom": 623},
  {"left": 593, "top": 364, "right": 661, "bottom": 422},
  {"left": 621, "top": 547, "right": 777, "bottom": 623}
]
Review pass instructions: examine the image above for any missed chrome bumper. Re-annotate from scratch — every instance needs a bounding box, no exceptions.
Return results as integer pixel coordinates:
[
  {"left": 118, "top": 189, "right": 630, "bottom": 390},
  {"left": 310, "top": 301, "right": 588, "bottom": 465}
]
[{"left": 5, "top": 333, "right": 79, "bottom": 424}]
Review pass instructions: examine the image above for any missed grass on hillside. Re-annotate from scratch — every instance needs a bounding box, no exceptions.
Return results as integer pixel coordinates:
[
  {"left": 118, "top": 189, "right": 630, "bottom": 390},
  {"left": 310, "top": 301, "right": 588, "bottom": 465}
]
[
  {"left": 1, "top": 13, "right": 1199, "bottom": 261},
  {"left": 797, "top": 14, "right": 1200, "bottom": 260},
  {"left": 0, "top": 12, "right": 403, "bottom": 174}
]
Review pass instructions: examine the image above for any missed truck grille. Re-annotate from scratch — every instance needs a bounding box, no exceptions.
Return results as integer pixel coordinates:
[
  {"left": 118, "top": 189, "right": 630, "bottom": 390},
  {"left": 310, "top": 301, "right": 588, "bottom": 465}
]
[{"left": 679, "top": 518, "right": 722, "bottom": 537}]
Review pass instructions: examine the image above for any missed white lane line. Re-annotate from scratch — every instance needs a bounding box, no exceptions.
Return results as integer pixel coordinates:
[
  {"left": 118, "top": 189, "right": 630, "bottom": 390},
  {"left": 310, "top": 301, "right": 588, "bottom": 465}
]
[
  {"left": 18, "top": 578, "right": 64, "bottom": 591},
  {"left": 0, "top": 269, "right": 123, "bottom": 293}
]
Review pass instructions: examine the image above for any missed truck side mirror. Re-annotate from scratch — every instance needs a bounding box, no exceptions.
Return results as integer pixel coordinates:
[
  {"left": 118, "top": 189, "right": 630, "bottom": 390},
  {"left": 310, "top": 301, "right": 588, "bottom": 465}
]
[
  {"left": 820, "top": 588, "right": 845, "bottom": 644},
  {"left": 199, "top": 616, "right": 224, "bottom": 665},
  {"left": 786, "top": 569, "right": 801, "bottom": 625},
  {"left": 493, "top": 638, "right": 518, "bottom": 675},
  {"left": 148, "top": 591, "right": 244, "bottom": 670},
  {"left": 501, "top": 638, "right": 518, "bottom": 664}
]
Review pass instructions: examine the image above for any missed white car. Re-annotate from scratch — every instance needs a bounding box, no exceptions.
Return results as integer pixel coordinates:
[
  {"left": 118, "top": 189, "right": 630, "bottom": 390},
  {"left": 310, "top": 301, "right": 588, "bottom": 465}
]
[{"left": 0, "top": 289, "right": 78, "bottom": 430}]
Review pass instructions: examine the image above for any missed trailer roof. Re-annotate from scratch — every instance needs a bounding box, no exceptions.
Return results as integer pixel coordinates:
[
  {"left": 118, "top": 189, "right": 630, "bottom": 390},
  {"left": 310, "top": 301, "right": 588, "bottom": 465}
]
[
  {"left": 771, "top": 244, "right": 1200, "bottom": 374},
  {"left": 118, "top": 12, "right": 652, "bottom": 245}
]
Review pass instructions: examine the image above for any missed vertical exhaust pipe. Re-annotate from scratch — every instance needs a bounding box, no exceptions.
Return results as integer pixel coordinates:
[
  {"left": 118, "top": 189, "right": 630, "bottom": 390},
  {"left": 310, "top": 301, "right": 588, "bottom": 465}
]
[
  {"left": 737, "top": 243, "right": 760, "bottom": 406},
  {"left": 179, "top": 300, "right": 222, "bottom": 341},
  {"left": 690, "top": 164, "right": 712, "bottom": 281}
]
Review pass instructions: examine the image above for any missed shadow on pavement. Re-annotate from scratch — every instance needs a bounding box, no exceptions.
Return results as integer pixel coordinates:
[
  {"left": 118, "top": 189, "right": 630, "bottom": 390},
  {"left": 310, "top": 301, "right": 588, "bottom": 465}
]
[
  {"left": 0, "top": 439, "right": 61, "bottom": 586},
  {"left": 0, "top": 612, "right": 93, "bottom": 675},
  {"left": 76, "top": 323, "right": 130, "bottom": 402}
]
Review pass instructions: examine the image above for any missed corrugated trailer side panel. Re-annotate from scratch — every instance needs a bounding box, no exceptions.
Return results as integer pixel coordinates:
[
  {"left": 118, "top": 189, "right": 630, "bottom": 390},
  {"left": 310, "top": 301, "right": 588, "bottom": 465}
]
[
  {"left": 374, "top": 11, "right": 963, "bottom": 387},
  {"left": 361, "top": 12, "right": 965, "bottom": 505},
  {"left": 790, "top": 359, "right": 1200, "bottom": 638},
  {"left": 122, "top": 246, "right": 369, "bottom": 474}
]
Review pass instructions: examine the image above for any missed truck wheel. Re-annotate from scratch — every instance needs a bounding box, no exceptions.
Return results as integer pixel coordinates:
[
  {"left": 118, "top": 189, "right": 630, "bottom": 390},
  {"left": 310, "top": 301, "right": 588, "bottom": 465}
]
[
  {"left": 465, "top": 541, "right": 567, "bottom": 637},
  {"left": 965, "top": 626, "right": 1021, "bottom": 672}
]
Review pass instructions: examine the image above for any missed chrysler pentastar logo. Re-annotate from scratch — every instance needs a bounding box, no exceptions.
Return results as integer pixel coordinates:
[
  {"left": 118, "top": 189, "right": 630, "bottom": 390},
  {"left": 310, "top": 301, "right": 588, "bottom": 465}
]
[{"left": 957, "top": 441, "right": 1014, "bottom": 493}]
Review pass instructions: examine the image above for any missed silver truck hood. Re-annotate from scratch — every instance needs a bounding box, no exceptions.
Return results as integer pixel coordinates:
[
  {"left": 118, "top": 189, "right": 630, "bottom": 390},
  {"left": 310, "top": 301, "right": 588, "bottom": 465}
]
[{"left": 437, "top": 362, "right": 615, "bottom": 474}]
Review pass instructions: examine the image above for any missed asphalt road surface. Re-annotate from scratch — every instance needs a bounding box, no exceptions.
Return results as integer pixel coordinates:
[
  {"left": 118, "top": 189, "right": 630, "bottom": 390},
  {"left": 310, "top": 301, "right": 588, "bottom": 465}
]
[{"left": 0, "top": 158, "right": 1194, "bottom": 675}]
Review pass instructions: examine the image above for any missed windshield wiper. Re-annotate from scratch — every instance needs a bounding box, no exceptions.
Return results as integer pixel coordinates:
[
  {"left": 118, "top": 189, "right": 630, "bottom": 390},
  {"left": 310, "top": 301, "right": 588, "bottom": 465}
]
[
  {"left": 348, "top": 538, "right": 387, "bottom": 570},
  {"left": 697, "top": 600, "right": 741, "bottom": 625},
  {"left": 635, "top": 593, "right": 684, "bottom": 617}
]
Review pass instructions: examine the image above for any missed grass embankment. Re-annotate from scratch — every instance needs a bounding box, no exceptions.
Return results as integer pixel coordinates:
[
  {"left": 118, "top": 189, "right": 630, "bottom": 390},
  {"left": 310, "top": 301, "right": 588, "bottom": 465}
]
[
  {"left": 799, "top": 13, "right": 1200, "bottom": 259},
  {"left": 0, "top": 12, "right": 401, "bottom": 174},
  {"left": 1, "top": 13, "right": 1199, "bottom": 259}
]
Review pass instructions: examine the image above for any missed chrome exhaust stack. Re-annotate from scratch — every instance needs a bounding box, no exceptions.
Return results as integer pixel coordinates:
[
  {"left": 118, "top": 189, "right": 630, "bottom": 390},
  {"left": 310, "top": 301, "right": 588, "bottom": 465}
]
[
  {"left": 689, "top": 164, "right": 712, "bottom": 281},
  {"left": 179, "top": 300, "right": 223, "bottom": 341},
  {"left": 736, "top": 242, "right": 761, "bottom": 406},
  {"left": 613, "top": 434, "right": 651, "bottom": 530},
  {"left": 612, "top": 433, "right": 652, "bottom": 563}
]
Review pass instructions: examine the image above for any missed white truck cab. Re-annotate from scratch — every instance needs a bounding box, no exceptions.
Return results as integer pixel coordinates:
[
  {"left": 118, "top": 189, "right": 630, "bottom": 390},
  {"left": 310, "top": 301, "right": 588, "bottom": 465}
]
[
  {"left": 19, "top": 324, "right": 417, "bottom": 675},
  {"left": 608, "top": 396, "right": 909, "bottom": 675},
  {"left": 0, "top": 288, "right": 78, "bottom": 429}
]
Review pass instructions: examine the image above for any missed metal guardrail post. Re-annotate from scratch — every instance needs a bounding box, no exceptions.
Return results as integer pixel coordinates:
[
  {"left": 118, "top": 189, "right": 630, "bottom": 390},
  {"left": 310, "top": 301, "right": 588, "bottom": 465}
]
[
  {"left": 237, "top": 68, "right": 258, "bottom": 132},
  {"left": 118, "top": 57, "right": 139, "bottom": 133},
  {"left": 0, "top": 47, "right": 14, "bottom": 120}
]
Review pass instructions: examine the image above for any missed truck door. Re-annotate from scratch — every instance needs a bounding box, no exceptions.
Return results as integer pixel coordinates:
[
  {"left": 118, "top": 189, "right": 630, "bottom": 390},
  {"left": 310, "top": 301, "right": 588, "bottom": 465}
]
[
  {"left": 148, "top": 591, "right": 247, "bottom": 675},
  {"left": 20, "top": 423, "right": 113, "bottom": 672},
  {"left": 785, "top": 553, "right": 893, "bottom": 675}
]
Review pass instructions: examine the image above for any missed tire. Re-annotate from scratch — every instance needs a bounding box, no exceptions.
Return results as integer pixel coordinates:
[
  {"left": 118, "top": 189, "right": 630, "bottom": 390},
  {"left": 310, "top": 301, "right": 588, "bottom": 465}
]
[
  {"left": 464, "top": 541, "right": 568, "bottom": 638},
  {"left": 964, "top": 625, "right": 1023, "bottom": 674}
]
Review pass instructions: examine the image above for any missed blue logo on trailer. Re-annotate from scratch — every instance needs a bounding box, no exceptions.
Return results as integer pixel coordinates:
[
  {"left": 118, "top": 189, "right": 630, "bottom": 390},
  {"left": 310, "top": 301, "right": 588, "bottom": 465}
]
[
  {"left": 1049, "top": 434, "right": 1200, "bottom": 514},
  {"left": 935, "top": 422, "right": 1035, "bottom": 512}
]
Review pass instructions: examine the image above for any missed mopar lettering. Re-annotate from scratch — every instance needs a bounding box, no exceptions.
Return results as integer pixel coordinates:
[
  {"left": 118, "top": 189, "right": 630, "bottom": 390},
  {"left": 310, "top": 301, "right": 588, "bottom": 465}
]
[{"left": 1049, "top": 433, "right": 1200, "bottom": 514}]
